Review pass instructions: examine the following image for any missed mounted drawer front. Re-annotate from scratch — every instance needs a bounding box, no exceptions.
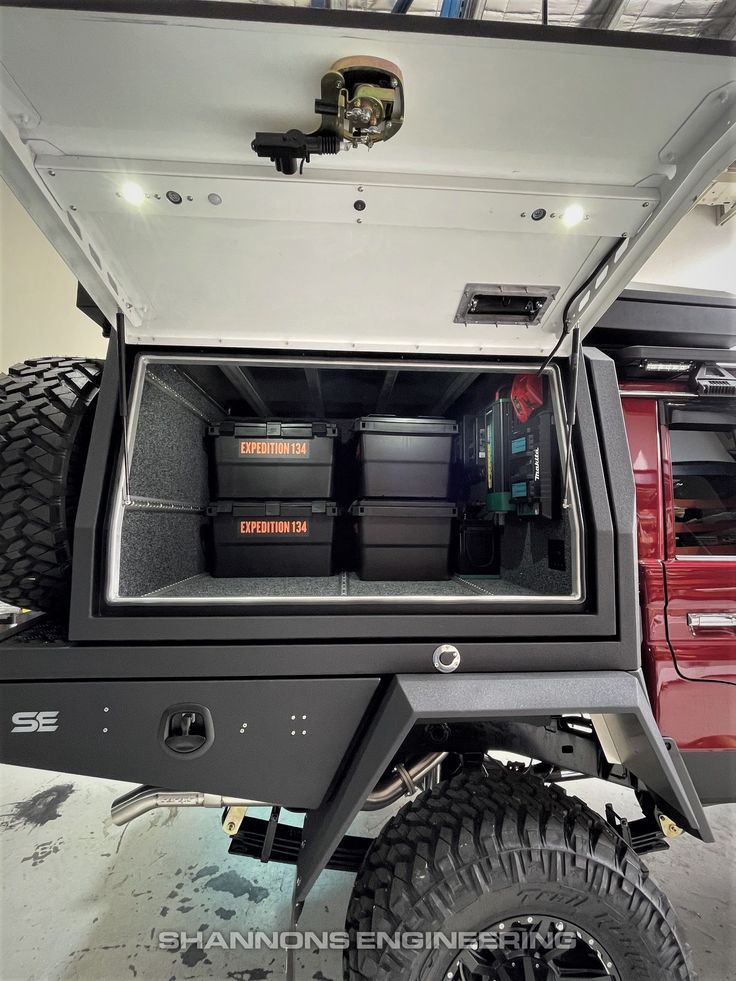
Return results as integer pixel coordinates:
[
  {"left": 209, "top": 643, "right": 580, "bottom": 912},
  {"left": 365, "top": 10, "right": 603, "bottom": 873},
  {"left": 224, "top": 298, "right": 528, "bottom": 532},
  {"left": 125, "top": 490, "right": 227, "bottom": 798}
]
[{"left": 0, "top": 677, "right": 380, "bottom": 809}]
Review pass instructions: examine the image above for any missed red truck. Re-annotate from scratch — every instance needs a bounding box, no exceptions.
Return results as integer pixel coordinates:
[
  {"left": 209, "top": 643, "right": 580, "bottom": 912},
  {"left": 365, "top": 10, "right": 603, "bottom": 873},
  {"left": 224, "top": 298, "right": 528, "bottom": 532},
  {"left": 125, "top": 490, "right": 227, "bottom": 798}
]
[{"left": 611, "top": 293, "right": 736, "bottom": 809}]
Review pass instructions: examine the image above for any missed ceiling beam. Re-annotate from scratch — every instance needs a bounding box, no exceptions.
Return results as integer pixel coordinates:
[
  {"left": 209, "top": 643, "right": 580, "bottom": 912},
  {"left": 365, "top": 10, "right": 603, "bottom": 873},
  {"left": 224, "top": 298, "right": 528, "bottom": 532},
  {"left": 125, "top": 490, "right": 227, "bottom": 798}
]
[
  {"left": 582, "top": 0, "right": 628, "bottom": 30},
  {"left": 375, "top": 370, "right": 399, "bottom": 413},
  {"left": 460, "top": 0, "right": 488, "bottom": 19},
  {"left": 431, "top": 372, "right": 480, "bottom": 415},
  {"left": 220, "top": 364, "right": 272, "bottom": 417},
  {"left": 701, "top": 0, "right": 736, "bottom": 41},
  {"left": 305, "top": 367, "right": 325, "bottom": 418}
]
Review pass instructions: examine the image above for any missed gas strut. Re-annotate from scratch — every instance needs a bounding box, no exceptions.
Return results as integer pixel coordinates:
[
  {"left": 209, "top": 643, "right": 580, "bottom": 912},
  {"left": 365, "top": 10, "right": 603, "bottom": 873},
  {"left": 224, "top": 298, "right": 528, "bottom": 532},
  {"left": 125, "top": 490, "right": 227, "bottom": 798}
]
[
  {"left": 116, "top": 309, "right": 132, "bottom": 506},
  {"left": 561, "top": 324, "right": 582, "bottom": 510}
]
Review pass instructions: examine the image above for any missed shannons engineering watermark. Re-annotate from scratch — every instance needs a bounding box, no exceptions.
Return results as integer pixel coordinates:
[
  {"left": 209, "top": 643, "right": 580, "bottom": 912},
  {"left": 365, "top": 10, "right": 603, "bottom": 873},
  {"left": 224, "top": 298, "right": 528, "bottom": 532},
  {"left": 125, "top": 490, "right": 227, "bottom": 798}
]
[{"left": 159, "top": 929, "right": 577, "bottom": 952}]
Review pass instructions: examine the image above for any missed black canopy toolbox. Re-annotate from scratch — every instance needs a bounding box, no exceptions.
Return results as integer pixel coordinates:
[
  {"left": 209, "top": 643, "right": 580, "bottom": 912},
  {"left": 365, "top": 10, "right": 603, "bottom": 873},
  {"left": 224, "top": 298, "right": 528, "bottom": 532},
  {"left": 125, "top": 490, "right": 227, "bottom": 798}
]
[
  {"left": 350, "top": 500, "right": 457, "bottom": 581},
  {"left": 355, "top": 416, "right": 458, "bottom": 499},
  {"left": 208, "top": 500, "right": 337, "bottom": 578},
  {"left": 208, "top": 420, "right": 338, "bottom": 499}
]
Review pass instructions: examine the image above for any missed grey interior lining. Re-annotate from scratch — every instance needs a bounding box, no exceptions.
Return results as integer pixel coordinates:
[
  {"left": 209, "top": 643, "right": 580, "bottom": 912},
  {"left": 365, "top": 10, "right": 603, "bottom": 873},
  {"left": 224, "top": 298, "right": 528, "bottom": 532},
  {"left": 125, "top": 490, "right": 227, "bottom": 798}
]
[
  {"left": 149, "top": 364, "right": 224, "bottom": 421},
  {"left": 118, "top": 364, "right": 220, "bottom": 597},
  {"left": 146, "top": 573, "right": 536, "bottom": 600},
  {"left": 149, "top": 574, "right": 344, "bottom": 598},
  {"left": 129, "top": 377, "right": 211, "bottom": 505},
  {"left": 500, "top": 514, "right": 572, "bottom": 595},
  {"left": 119, "top": 510, "right": 206, "bottom": 597}
]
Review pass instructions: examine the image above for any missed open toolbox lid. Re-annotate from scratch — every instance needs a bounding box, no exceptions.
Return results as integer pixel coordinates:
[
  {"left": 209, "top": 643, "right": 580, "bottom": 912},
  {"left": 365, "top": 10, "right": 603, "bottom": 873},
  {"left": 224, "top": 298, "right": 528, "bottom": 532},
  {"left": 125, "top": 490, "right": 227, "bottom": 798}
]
[{"left": 1, "top": 2, "right": 734, "bottom": 355}]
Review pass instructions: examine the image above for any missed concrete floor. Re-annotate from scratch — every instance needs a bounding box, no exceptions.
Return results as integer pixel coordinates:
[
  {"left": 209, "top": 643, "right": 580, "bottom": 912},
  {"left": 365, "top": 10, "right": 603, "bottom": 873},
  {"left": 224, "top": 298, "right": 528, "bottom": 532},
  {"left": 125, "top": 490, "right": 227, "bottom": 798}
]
[{"left": 1, "top": 762, "right": 734, "bottom": 981}]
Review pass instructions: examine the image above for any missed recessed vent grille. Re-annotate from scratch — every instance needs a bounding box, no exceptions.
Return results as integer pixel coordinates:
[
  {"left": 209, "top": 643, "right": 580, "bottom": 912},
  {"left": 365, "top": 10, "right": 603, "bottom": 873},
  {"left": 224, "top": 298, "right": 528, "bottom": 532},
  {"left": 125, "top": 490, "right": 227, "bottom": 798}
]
[
  {"left": 455, "top": 285, "right": 558, "bottom": 327},
  {"left": 695, "top": 364, "right": 736, "bottom": 396}
]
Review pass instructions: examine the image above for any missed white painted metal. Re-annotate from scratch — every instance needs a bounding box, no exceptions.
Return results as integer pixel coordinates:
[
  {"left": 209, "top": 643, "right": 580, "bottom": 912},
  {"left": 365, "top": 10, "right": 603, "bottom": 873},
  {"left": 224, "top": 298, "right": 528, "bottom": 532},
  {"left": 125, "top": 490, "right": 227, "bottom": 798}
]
[{"left": 1, "top": 5, "right": 734, "bottom": 353}]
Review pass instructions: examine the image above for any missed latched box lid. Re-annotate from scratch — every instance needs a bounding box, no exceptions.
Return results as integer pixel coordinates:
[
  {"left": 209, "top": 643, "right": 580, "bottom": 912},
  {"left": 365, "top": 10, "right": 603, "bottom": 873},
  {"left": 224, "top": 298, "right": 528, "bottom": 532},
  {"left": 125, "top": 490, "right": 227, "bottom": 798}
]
[
  {"left": 210, "top": 420, "right": 338, "bottom": 439},
  {"left": 208, "top": 501, "right": 337, "bottom": 517},
  {"left": 1, "top": 2, "right": 734, "bottom": 355},
  {"left": 355, "top": 416, "right": 458, "bottom": 435}
]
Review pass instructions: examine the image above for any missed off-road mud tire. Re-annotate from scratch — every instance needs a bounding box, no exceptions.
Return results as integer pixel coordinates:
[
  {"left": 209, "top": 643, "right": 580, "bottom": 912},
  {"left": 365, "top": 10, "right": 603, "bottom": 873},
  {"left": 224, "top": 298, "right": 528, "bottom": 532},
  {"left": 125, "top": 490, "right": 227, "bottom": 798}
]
[
  {"left": 346, "top": 763, "right": 696, "bottom": 981},
  {"left": 0, "top": 357, "right": 103, "bottom": 613}
]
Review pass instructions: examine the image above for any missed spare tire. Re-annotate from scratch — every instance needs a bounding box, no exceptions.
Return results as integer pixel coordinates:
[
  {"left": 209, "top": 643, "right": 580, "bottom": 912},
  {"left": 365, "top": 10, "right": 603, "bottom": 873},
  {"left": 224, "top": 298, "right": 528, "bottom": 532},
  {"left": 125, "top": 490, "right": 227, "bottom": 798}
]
[{"left": 0, "top": 357, "right": 103, "bottom": 613}]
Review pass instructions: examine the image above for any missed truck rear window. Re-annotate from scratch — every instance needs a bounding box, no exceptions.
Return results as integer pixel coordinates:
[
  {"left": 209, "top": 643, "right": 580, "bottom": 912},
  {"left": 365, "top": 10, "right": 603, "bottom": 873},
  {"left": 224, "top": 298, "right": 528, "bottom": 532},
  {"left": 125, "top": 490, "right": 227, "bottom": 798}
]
[{"left": 670, "top": 421, "right": 736, "bottom": 557}]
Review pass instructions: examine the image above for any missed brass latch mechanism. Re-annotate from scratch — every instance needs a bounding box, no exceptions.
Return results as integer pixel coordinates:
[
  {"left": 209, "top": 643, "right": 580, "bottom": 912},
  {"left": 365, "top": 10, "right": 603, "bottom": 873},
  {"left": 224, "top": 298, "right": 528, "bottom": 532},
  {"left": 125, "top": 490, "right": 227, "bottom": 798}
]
[{"left": 251, "top": 56, "right": 404, "bottom": 175}]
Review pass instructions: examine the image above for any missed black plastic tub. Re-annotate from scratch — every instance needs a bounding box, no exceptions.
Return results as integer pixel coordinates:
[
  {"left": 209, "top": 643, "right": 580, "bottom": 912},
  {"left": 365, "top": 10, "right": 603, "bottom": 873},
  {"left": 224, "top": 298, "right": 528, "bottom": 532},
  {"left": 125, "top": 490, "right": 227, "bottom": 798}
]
[
  {"left": 208, "top": 420, "right": 338, "bottom": 499},
  {"left": 355, "top": 416, "right": 458, "bottom": 498},
  {"left": 350, "top": 500, "right": 457, "bottom": 580},
  {"left": 208, "top": 501, "right": 337, "bottom": 577}
]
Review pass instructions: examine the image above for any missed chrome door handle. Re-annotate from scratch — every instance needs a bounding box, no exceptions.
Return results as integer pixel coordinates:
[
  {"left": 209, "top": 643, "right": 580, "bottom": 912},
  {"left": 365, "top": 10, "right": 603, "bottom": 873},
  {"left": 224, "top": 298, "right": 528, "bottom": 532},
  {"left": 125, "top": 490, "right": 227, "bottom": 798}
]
[{"left": 687, "top": 613, "right": 736, "bottom": 631}]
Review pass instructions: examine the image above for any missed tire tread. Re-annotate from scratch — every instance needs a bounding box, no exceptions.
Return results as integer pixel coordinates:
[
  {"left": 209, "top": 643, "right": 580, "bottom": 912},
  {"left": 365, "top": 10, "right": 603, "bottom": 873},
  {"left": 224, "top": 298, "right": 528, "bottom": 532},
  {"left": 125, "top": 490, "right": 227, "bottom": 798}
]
[
  {"left": 0, "top": 356, "right": 103, "bottom": 612},
  {"left": 345, "top": 763, "right": 696, "bottom": 981}
]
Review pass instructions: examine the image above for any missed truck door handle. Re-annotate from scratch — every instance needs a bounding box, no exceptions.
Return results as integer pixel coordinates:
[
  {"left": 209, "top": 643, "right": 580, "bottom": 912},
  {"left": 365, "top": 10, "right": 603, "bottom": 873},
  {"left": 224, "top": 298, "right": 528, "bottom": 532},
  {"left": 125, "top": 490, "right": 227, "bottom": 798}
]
[{"left": 687, "top": 613, "right": 736, "bottom": 632}]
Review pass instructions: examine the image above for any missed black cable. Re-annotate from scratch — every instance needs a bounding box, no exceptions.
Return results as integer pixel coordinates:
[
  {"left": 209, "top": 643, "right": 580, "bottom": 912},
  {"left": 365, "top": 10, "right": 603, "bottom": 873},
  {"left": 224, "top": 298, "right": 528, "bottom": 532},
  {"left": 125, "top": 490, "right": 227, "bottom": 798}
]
[
  {"left": 538, "top": 235, "right": 626, "bottom": 375},
  {"left": 536, "top": 328, "right": 568, "bottom": 375},
  {"left": 461, "top": 525, "right": 496, "bottom": 570}
]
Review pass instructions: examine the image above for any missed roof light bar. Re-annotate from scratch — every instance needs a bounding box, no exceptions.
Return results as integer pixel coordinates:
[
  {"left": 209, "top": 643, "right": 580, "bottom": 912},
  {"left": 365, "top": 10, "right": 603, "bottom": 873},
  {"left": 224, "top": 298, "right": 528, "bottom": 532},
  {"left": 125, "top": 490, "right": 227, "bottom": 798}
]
[{"left": 642, "top": 360, "right": 694, "bottom": 373}]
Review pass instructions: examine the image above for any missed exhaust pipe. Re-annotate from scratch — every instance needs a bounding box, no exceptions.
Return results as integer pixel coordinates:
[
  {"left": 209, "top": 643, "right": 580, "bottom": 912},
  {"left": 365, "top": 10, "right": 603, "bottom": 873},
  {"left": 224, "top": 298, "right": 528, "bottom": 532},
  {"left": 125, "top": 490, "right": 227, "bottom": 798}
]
[
  {"left": 363, "top": 752, "right": 447, "bottom": 811},
  {"left": 113, "top": 752, "right": 448, "bottom": 826},
  {"left": 111, "top": 785, "right": 267, "bottom": 827}
]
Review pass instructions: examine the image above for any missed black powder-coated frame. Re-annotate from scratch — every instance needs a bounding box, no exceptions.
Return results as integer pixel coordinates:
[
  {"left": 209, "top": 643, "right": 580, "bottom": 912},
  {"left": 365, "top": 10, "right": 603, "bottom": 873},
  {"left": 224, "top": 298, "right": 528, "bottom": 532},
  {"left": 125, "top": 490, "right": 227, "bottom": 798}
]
[
  {"left": 64, "top": 343, "right": 639, "bottom": 676},
  {"left": 592, "top": 287, "right": 736, "bottom": 352},
  {"left": 294, "top": 671, "right": 713, "bottom": 907},
  {"left": 0, "top": 675, "right": 382, "bottom": 809}
]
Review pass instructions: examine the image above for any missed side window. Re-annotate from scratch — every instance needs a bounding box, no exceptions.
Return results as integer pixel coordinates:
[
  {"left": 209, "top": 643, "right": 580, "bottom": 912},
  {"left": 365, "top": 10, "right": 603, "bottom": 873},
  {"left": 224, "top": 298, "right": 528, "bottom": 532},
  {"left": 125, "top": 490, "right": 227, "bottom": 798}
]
[{"left": 668, "top": 408, "right": 736, "bottom": 557}]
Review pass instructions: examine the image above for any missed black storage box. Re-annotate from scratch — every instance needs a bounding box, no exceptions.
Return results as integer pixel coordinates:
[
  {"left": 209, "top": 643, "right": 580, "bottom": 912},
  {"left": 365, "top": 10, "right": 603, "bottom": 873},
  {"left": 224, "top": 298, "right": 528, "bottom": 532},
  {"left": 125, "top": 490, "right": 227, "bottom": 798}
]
[
  {"left": 355, "top": 416, "right": 458, "bottom": 498},
  {"left": 208, "top": 501, "right": 337, "bottom": 578},
  {"left": 350, "top": 500, "right": 457, "bottom": 581},
  {"left": 208, "top": 420, "right": 338, "bottom": 499}
]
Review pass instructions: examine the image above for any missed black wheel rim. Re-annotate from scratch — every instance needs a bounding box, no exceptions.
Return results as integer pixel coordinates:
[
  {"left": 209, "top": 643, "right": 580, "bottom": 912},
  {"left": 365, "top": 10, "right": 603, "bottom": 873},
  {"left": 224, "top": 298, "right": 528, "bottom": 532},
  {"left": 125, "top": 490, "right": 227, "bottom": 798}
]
[{"left": 445, "top": 914, "right": 622, "bottom": 981}]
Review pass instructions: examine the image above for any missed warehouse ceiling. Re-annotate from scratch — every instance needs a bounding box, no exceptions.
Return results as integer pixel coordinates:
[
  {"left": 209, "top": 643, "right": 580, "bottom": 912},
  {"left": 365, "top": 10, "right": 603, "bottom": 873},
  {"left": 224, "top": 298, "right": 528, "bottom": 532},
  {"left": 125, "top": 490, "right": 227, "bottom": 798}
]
[{"left": 214, "top": 0, "right": 736, "bottom": 39}]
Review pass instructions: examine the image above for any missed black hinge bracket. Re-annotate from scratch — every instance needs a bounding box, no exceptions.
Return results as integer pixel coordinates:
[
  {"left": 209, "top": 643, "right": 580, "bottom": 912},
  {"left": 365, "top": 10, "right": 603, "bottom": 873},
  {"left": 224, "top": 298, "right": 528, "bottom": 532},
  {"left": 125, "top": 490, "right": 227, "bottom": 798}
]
[{"left": 76, "top": 282, "right": 112, "bottom": 337}]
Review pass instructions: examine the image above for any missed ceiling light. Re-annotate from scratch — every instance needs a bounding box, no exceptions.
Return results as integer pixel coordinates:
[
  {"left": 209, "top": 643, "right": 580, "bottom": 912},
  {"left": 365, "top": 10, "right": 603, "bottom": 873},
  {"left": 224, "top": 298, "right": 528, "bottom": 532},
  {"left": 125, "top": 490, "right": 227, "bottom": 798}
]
[
  {"left": 121, "top": 181, "right": 145, "bottom": 206},
  {"left": 562, "top": 204, "right": 585, "bottom": 228}
]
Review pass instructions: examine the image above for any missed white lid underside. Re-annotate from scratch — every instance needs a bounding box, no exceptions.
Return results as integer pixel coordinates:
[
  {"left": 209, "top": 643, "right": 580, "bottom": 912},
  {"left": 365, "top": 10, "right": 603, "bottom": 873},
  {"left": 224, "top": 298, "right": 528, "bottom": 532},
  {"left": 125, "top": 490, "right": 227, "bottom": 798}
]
[{"left": 1, "top": 5, "right": 734, "bottom": 353}]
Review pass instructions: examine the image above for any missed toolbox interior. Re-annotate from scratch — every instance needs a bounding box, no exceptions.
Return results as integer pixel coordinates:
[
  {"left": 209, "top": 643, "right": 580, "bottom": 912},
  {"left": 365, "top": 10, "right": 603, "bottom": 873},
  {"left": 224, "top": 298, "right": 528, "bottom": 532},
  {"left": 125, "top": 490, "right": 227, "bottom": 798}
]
[{"left": 107, "top": 356, "right": 583, "bottom": 608}]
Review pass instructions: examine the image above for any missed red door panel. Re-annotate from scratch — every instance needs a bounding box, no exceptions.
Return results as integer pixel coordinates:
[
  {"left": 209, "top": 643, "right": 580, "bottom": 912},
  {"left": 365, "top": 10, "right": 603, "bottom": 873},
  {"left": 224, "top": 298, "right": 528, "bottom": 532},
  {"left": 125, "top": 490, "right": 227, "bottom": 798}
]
[
  {"left": 662, "top": 405, "right": 736, "bottom": 687},
  {"left": 622, "top": 393, "right": 736, "bottom": 753},
  {"left": 664, "top": 560, "right": 736, "bottom": 685}
]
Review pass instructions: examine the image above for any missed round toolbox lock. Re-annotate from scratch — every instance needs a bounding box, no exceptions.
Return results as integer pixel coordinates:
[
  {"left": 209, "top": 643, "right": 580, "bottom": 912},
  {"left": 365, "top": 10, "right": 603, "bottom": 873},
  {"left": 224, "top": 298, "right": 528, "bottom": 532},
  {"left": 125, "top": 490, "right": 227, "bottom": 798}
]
[{"left": 433, "top": 644, "right": 461, "bottom": 674}]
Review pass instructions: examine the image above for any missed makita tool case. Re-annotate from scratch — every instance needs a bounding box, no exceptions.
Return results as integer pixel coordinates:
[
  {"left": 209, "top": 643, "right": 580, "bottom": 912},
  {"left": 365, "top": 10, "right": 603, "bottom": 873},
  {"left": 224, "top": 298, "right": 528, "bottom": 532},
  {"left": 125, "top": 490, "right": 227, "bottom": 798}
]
[
  {"left": 208, "top": 500, "right": 337, "bottom": 577},
  {"left": 208, "top": 420, "right": 338, "bottom": 499},
  {"left": 355, "top": 416, "right": 458, "bottom": 498}
]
